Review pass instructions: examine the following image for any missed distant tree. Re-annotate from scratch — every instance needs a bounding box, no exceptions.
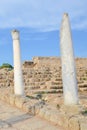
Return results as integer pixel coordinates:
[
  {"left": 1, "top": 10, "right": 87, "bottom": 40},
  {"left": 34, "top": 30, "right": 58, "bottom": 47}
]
[{"left": 0, "top": 63, "right": 13, "bottom": 70}]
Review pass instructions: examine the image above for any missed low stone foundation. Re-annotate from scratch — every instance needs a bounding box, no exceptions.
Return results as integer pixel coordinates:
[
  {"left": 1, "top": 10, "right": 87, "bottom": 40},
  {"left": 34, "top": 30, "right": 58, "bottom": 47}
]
[{"left": 0, "top": 88, "right": 87, "bottom": 130}]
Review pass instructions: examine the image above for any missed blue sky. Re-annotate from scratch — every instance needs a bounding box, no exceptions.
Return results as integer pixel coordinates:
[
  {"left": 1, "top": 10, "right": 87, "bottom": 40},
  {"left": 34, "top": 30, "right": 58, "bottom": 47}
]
[{"left": 0, "top": 0, "right": 87, "bottom": 66}]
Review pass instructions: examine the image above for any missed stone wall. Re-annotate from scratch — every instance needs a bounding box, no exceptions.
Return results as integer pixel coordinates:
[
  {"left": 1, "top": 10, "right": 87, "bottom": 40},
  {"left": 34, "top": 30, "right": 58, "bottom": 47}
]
[
  {"left": 33, "top": 57, "right": 61, "bottom": 68},
  {"left": 0, "top": 57, "right": 87, "bottom": 93}
]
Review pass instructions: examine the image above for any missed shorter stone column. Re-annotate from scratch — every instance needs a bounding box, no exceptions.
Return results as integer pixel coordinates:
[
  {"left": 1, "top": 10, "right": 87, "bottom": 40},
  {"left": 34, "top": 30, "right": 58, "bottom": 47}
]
[
  {"left": 60, "top": 13, "right": 78, "bottom": 105},
  {"left": 11, "top": 30, "right": 25, "bottom": 96}
]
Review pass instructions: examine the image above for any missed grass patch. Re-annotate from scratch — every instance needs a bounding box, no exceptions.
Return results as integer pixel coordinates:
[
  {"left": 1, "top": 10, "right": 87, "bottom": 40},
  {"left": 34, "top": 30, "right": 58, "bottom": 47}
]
[
  {"left": 56, "top": 104, "right": 60, "bottom": 109},
  {"left": 26, "top": 94, "right": 42, "bottom": 100},
  {"left": 82, "top": 110, "right": 87, "bottom": 115},
  {"left": 35, "top": 90, "right": 58, "bottom": 95},
  {"left": 83, "top": 77, "right": 87, "bottom": 80},
  {"left": 26, "top": 95, "right": 37, "bottom": 99}
]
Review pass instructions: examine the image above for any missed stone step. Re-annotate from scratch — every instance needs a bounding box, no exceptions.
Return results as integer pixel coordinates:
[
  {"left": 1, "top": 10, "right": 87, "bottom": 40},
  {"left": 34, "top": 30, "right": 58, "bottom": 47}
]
[
  {"left": 79, "top": 87, "right": 87, "bottom": 91},
  {"left": 78, "top": 83, "right": 87, "bottom": 88}
]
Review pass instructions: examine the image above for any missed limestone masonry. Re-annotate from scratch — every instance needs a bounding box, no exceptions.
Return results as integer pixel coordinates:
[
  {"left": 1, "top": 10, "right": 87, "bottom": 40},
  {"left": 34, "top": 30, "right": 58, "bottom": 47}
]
[{"left": 0, "top": 57, "right": 87, "bottom": 93}]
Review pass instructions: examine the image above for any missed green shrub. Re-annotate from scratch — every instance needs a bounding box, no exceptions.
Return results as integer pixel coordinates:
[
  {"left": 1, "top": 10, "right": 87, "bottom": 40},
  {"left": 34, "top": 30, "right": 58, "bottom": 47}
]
[
  {"left": 36, "top": 94, "right": 42, "bottom": 99},
  {"left": 82, "top": 110, "right": 87, "bottom": 115},
  {"left": 0, "top": 63, "right": 13, "bottom": 69},
  {"left": 56, "top": 104, "right": 60, "bottom": 109},
  {"left": 83, "top": 77, "right": 87, "bottom": 80}
]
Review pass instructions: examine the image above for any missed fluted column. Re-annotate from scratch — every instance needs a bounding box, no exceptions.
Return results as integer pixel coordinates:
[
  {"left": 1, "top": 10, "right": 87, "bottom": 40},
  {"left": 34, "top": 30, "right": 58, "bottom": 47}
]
[
  {"left": 60, "top": 13, "right": 78, "bottom": 105},
  {"left": 11, "top": 30, "right": 25, "bottom": 96}
]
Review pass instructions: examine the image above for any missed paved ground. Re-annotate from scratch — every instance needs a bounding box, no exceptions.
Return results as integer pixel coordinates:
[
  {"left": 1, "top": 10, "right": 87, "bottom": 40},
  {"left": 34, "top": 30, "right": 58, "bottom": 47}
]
[{"left": 0, "top": 101, "right": 64, "bottom": 130}]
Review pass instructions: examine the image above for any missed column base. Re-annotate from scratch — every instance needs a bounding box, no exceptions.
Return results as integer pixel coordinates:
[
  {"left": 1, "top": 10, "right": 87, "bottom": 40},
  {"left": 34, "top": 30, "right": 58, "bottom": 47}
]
[{"left": 60, "top": 104, "right": 84, "bottom": 115}]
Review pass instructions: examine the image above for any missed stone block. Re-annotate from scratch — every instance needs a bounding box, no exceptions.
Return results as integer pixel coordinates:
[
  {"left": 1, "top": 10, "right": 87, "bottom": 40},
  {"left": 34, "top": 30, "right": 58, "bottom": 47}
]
[
  {"left": 81, "top": 122, "right": 87, "bottom": 130},
  {"left": 50, "top": 111, "right": 69, "bottom": 128},
  {"left": 38, "top": 108, "right": 46, "bottom": 118},
  {"left": 22, "top": 103, "right": 29, "bottom": 112},
  {"left": 44, "top": 110, "right": 51, "bottom": 121},
  {"left": 68, "top": 116, "right": 80, "bottom": 130},
  {"left": 61, "top": 105, "right": 81, "bottom": 115},
  {"left": 22, "top": 103, "right": 35, "bottom": 114},
  {"left": 15, "top": 96, "right": 26, "bottom": 109},
  {"left": 4, "top": 94, "right": 10, "bottom": 104},
  {"left": 9, "top": 94, "right": 16, "bottom": 106}
]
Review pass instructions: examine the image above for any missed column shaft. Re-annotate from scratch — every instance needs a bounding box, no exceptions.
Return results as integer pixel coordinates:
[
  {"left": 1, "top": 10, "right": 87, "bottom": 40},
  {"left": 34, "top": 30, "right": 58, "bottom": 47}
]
[
  {"left": 11, "top": 30, "right": 24, "bottom": 96},
  {"left": 60, "top": 13, "right": 78, "bottom": 105}
]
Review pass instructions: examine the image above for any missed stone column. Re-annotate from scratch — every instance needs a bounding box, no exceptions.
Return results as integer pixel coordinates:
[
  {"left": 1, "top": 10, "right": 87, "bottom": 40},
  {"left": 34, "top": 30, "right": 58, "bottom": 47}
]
[
  {"left": 11, "top": 30, "right": 25, "bottom": 96},
  {"left": 60, "top": 13, "right": 78, "bottom": 105}
]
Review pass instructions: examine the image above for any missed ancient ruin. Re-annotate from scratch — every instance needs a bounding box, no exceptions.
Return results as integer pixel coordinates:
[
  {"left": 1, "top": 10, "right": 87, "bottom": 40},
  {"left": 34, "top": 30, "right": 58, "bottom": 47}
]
[{"left": 0, "top": 13, "right": 87, "bottom": 130}]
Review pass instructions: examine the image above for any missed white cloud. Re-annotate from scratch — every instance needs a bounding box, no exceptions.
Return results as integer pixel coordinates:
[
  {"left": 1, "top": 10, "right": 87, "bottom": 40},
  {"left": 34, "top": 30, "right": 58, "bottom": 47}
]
[{"left": 0, "top": 0, "right": 87, "bottom": 31}]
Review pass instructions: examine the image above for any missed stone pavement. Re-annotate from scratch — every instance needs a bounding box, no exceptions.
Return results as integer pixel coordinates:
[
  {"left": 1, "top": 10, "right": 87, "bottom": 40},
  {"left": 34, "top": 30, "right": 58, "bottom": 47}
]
[{"left": 0, "top": 101, "right": 64, "bottom": 130}]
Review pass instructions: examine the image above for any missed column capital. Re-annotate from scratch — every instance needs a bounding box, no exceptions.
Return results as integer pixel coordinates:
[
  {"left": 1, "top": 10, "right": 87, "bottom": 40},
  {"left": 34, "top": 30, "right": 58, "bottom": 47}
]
[
  {"left": 11, "top": 30, "right": 19, "bottom": 40},
  {"left": 63, "top": 13, "right": 68, "bottom": 16},
  {"left": 62, "top": 13, "right": 69, "bottom": 23}
]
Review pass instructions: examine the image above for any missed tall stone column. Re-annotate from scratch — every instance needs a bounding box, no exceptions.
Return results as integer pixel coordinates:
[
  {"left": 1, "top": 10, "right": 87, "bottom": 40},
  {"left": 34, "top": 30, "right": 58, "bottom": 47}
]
[
  {"left": 60, "top": 13, "right": 78, "bottom": 105},
  {"left": 11, "top": 30, "right": 25, "bottom": 96}
]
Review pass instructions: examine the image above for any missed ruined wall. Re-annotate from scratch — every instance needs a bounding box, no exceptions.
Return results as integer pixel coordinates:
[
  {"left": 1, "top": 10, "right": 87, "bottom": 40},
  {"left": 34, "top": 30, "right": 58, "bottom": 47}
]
[{"left": 0, "top": 57, "right": 87, "bottom": 92}]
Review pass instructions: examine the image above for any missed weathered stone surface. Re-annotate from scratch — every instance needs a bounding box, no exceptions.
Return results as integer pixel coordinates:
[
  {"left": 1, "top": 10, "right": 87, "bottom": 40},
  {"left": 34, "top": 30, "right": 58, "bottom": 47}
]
[
  {"left": 0, "top": 101, "right": 63, "bottom": 130},
  {"left": 80, "top": 122, "right": 87, "bottom": 130},
  {"left": 9, "top": 94, "right": 16, "bottom": 105},
  {"left": 0, "top": 57, "right": 87, "bottom": 94},
  {"left": 60, "top": 105, "right": 83, "bottom": 115},
  {"left": 39, "top": 108, "right": 46, "bottom": 118},
  {"left": 1, "top": 87, "right": 87, "bottom": 130},
  {"left": 60, "top": 13, "right": 78, "bottom": 105},
  {"left": 15, "top": 96, "right": 26, "bottom": 108},
  {"left": 68, "top": 116, "right": 80, "bottom": 130}
]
